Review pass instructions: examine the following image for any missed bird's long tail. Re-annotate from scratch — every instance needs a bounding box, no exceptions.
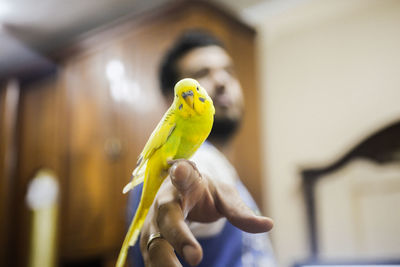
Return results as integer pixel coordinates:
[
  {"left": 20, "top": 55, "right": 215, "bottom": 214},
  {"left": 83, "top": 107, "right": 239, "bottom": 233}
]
[{"left": 116, "top": 158, "right": 166, "bottom": 267}]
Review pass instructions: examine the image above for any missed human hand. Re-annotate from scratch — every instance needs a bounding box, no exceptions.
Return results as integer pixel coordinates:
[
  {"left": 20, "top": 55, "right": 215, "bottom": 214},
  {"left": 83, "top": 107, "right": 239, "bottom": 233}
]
[{"left": 139, "top": 159, "right": 274, "bottom": 267}]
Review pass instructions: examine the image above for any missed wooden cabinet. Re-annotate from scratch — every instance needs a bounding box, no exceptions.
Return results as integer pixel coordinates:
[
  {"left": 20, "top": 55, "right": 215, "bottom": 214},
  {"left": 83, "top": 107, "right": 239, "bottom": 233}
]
[{"left": 2, "top": 1, "right": 263, "bottom": 265}]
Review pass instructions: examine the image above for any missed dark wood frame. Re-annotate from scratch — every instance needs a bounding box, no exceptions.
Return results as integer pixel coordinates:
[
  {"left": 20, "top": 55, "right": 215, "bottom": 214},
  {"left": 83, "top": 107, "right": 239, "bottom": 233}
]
[
  {"left": 0, "top": 80, "right": 20, "bottom": 267},
  {"left": 301, "top": 120, "right": 400, "bottom": 259}
]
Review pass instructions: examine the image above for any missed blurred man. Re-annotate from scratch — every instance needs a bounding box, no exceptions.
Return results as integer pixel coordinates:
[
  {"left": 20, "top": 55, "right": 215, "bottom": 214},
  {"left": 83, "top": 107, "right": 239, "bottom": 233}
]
[{"left": 129, "top": 30, "right": 275, "bottom": 267}]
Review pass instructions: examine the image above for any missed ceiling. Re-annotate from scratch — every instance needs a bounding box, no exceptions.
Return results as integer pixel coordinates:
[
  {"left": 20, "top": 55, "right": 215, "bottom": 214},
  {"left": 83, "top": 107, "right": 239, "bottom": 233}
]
[{"left": 0, "top": 0, "right": 275, "bottom": 78}]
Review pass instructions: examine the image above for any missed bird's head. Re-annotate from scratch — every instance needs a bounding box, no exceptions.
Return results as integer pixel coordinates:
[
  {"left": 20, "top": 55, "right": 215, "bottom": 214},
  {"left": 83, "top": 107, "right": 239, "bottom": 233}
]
[{"left": 174, "top": 78, "right": 214, "bottom": 117}]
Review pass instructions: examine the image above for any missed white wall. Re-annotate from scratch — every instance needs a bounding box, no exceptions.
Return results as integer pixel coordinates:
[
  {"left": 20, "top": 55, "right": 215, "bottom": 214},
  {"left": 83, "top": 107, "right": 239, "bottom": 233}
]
[{"left": 246, "top": 0, "right": 400, "bottom": 266}]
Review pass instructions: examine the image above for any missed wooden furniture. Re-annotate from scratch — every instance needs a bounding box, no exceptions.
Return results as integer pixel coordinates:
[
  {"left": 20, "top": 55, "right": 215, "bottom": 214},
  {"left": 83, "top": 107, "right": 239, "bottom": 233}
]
[
  {"left": 301, "top": 120, "right": 400, "bottom": 264},
  {"left": 1, "top": 1, "right": 263, "bottom": 266},
  {"left": 0, "top": 80, "right": 20, "bottom": 267}
]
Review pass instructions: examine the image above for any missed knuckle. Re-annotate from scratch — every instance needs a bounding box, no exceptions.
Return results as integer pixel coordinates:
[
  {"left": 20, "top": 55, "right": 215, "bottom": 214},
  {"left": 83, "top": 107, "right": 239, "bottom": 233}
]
[{"left": 156, "top": 202, "right": 177, "bottom": 225}]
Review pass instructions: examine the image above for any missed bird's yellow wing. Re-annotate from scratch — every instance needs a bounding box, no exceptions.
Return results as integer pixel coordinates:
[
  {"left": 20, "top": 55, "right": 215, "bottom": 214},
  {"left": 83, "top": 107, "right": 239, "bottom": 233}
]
[
  {"left": 141, "top": 107, "right": 176, "bottom": 161},
  {"left": 123, "top": 108, "right": 176, "bottom": 193}
]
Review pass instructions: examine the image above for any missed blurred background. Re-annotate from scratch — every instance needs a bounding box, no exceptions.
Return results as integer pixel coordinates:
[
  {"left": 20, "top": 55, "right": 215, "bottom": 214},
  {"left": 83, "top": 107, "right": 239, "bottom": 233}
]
[{"left": 1, "top": 0, "right": 400, "bottom": 266}]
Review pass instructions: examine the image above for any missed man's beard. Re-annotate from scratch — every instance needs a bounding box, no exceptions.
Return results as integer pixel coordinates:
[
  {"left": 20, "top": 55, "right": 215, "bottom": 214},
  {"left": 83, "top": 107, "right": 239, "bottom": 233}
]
[{"left": 208, "top": 117, "right": 241, "bottom": 142}]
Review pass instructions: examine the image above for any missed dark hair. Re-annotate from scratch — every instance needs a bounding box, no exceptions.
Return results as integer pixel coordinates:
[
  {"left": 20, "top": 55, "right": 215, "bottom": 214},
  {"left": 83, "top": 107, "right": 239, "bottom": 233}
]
[{"left": 159, "top": 29, "right": 224, "bottom": 96}]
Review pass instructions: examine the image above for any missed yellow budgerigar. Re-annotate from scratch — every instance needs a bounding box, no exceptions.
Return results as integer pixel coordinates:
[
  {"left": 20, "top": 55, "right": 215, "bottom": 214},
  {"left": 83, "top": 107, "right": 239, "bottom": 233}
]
[{"left": 116, "top": 78, "right": 215, "bottom": 267}]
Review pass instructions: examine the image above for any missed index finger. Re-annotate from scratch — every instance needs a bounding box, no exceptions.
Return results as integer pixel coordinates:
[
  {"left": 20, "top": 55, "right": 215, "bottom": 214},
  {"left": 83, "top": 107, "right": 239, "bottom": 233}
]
[{"left": 140, "top": 201, "right": 182, "bottom": 267}]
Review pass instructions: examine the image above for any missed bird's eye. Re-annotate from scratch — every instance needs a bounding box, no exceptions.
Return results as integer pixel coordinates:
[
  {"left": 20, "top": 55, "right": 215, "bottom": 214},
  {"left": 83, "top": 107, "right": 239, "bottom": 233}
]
[{"left": 196, "top": 86, "right": 199, "bottom": 91}]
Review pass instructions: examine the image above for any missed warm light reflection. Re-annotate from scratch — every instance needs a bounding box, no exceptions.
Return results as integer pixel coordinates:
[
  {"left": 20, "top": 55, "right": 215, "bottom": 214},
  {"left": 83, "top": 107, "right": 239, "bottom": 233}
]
[
  {"left": 105, "top": 59, "right": 144, "bottom": 106},
  {"left": 26, "top": 169, "right": 59, "bottom": 267}
]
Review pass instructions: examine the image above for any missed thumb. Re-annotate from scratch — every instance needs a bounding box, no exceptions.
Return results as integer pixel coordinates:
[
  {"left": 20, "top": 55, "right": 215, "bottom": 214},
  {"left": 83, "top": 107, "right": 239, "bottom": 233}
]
[
  {"left": 169, "top": 160, "right": 202, "bottom": 194},
  {"left": 214, "top": 182, "right": 274, "bottom": 233}
]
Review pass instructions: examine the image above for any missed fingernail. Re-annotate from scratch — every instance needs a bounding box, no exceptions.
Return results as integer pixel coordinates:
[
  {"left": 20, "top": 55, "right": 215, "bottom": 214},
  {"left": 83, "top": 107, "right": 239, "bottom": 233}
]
[
  {"left": 183, "top": 245, "right": 200, "bottom": 266},
  {"left": 170, "top": 164, "right": 177, "bottom": 177}
]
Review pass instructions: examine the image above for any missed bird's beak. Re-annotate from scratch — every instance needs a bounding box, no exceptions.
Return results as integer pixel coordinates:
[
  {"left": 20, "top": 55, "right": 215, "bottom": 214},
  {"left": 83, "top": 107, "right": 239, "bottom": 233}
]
[{"left": 182, "top": 90, "right": 194, "bottom": 108}]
